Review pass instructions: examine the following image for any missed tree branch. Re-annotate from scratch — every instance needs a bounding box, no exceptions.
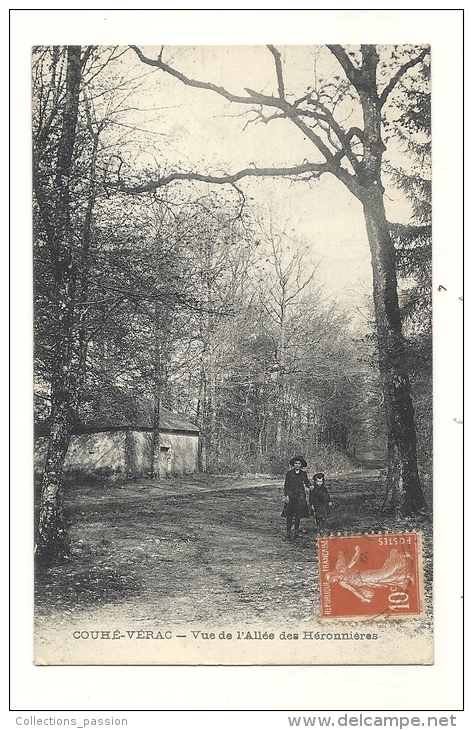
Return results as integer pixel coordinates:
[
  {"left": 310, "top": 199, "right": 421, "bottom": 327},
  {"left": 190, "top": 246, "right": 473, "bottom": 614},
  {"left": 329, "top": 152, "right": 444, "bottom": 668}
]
[
  {"left": 130, "top": 46, "right": 361, "bottom": 196},
  {"left": 113, "top": 162, "right": 331, "bottom": 194},
  {"left": 285, "top": 268, "right": 315, "bottom": 305},
  {"left": 303, "top": 97, "right": 363, "bottom": 173},
  {"left": 346, "top": 126, "right": 364, "bottom": 144},
  {"left": 131, "top": 45, "right": 277, "bottom": 107},
  {"left": 267, "top": 45, "right": 285, "bottom": 100},
  {"left": 327, "top": 45, "right": 359, "bottom": 85},
  {"left": 379, "top": 48, "right": 429, "bottom": 108},
  {"left": 132, "top": 45, "right": 339, "bottom": 165}
]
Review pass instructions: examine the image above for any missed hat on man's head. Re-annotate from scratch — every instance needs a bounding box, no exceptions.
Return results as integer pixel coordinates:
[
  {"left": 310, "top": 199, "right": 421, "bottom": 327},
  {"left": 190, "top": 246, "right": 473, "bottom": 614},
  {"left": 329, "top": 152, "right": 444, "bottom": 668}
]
[
  {"left": 313, "top": 472, "right": 325, "bottom": 481},
  {"left": 289, "top": 455, "right": 307, "bottom": 468}
]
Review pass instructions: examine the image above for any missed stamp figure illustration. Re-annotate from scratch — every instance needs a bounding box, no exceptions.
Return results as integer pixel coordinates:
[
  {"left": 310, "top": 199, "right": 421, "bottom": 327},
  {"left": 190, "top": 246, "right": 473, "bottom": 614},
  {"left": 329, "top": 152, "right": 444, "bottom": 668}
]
[{"left": 318, "top": 534, "right": 422, "bottom": 619}]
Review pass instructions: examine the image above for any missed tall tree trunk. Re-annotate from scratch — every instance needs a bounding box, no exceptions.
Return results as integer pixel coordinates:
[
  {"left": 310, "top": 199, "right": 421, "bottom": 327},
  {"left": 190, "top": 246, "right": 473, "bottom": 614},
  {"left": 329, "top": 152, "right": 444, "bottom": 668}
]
[
  {"left": 76, "top": 114, "right": 99, "bottom": 387},
  {"left": 151, "top": 300, "right": 163, "bottom": 478},
  {"left": 275, "top": 297, "right": 286, "bottom": 452},
  {"left": 208, "top": 340, "right": 217, "bottom": 463},
  {"left": 352, "top": 46, "right": 426, "bottom": 516},
  {"left": 361, "top": 186, "right": 426, "bottom": 515},
  {"left": 258, "top": 405, "right": 266, "bottom": 457},
  {"left": 36, "top": 46, "right": 82, "bottom": 564},
  {"left": 382, "top": 431, "right": 402, "bottom": 514},
  {"left": 197, "top": 377, "right": 208, "bottom": 473},
  {"left": 196, "top": 236, "right": 215, "bottom": 471}
]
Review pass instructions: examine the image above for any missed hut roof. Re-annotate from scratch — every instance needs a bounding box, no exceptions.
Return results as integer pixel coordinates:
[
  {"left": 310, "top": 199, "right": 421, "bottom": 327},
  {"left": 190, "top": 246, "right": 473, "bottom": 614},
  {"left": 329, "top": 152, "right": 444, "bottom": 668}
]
[
  {"left": 154, "top": 407, "right": 200, "bottom": 435},
  {"left": 35, "top": 399, "right": 199, "bottom": 436},
  {"left": 79, "top": 403, "right": 199, "bottom": 434}
]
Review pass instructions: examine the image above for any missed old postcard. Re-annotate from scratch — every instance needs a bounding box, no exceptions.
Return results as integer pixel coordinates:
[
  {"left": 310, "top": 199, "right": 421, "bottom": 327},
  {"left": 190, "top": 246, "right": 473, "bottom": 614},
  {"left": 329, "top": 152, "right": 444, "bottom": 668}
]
[{"left": 31, "top": 41, "right": 437, "bottom": 668}]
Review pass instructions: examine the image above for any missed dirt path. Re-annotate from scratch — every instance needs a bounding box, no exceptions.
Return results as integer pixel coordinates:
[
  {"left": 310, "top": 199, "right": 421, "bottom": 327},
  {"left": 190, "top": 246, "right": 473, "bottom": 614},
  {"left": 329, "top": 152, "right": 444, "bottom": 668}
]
[{"left": 35, "top": 470, "right": 432, "bottom": 647}]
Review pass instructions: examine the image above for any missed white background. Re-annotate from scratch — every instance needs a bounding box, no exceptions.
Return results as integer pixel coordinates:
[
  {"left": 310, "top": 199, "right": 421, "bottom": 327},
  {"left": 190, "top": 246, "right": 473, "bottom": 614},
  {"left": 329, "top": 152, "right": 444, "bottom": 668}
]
[{"left": 9, "top": 5, "right": 465, "bottom": 720}]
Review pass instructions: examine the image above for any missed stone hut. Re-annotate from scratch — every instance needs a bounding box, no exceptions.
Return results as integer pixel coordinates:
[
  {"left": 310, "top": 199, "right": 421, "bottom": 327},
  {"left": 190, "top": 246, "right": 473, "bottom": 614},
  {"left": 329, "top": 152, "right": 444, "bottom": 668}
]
[{"left": 35, "top": 405, "right": 200, "bottom": 478}]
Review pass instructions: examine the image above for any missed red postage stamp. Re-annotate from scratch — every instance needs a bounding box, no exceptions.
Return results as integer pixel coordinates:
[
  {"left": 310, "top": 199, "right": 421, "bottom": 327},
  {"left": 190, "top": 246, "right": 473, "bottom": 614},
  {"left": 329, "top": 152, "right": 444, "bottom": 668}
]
[{"left": 318, "top": 533, "right": 422, "bottom": 619}]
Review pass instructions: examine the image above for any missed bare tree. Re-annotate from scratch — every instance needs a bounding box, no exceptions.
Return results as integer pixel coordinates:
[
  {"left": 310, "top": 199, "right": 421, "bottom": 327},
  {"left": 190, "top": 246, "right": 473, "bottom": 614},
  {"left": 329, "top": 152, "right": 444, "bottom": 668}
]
[
  {"left": 33, "top": 46, "right": 83, "bottom": 562},
  {"left": 33, "top": 45, "right": 173, "bottom": 561},
  {"left": 128, "top": 44, "right": 429, "bottom": 515},
  {"left": 255, "top": 224, "right": 316, "bottom": 449}
]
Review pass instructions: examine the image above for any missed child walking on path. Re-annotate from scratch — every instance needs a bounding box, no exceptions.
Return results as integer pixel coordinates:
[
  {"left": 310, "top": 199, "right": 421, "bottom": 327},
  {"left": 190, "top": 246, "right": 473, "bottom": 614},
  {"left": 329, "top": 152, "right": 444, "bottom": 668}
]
[
  {"left": 281, "top": 455, "right": 311, "bottom": 540},
  {"left": 309, "top": 472, "right": 333, "bottom": 530}
]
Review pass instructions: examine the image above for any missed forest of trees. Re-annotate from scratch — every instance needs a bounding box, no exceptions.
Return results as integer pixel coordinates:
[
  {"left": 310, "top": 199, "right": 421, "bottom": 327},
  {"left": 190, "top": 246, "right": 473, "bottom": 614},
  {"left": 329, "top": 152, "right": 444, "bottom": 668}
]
[{"left": 33, "top": 44, "right": 432, "bottom": 563}]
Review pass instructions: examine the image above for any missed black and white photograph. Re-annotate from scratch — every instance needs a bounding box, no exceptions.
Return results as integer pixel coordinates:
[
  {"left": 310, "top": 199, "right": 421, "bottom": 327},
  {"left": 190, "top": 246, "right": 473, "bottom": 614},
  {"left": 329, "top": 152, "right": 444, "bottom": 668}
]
[{"left": 11, "top": 7, "right": 463, "bottom": 711}]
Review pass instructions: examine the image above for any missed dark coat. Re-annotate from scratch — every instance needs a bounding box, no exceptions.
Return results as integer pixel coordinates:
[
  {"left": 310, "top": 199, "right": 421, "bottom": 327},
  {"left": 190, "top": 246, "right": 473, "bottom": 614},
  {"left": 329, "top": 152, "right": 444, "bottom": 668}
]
[
  {"left": 281, "top": 468, "right": 311, "bottom": 518},
  {"left": 309, "top": 484, "right": 332, "bottom": 519}
]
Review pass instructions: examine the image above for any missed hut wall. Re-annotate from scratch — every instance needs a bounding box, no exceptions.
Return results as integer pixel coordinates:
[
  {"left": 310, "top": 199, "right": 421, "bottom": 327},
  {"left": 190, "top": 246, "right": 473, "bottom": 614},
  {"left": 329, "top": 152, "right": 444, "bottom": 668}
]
[
  {"left": 157, "top": 432, "right": 199, "bottom": 475},
  {"left": 66, "top": 431, "right": 126, "bottom": 473},
  {"left": 34, "top": 432, "right": 126, "bottom": 476},
  {"left": 126, "top": 431, "right": 152, "bottom": 475},
  {"left": 35, "top": 429, "right": 199, "bottom": 477},
  {"left": 123, "top": 432, "right": 199, "bottom": 476}
]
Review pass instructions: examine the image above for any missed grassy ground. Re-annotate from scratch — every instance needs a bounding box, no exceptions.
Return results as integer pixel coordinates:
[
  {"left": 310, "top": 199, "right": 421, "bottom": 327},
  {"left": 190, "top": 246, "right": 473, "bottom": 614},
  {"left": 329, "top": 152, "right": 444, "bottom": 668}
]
[{"left": 35, "top": 469, "right": 432, "bottom": 630}]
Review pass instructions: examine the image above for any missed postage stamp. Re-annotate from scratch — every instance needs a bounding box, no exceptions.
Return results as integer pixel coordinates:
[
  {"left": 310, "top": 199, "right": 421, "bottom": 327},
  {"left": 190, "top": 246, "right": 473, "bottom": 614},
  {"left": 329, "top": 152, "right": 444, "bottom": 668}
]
[{"left": 318, "top": 533, "right": 422, "bottom": 620}]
